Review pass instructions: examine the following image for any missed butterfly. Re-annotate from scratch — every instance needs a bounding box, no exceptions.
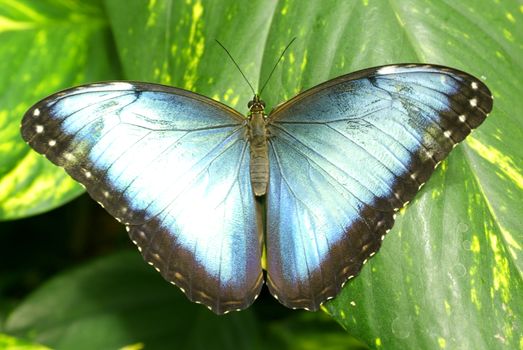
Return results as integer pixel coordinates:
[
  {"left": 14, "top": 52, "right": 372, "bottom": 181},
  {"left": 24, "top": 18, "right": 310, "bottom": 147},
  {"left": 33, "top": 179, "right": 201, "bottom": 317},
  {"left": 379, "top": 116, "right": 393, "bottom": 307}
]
[{"left": 21, "top": 63, "right": 492, "bottom": 314}]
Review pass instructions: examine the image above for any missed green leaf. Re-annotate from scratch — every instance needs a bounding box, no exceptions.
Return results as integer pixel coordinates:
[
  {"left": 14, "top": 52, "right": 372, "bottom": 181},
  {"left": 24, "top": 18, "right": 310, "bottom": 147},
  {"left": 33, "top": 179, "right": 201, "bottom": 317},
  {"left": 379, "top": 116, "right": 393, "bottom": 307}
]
[
  {"left": 0, "top": 0, "right": 120, "bottom": 220},
  {"left": 3, "top": 249, "right": 368, "bottom": 350},
  {"left": 4, "top": 251, "right": 263, "bottom": 350},
  {"left": 0, "top": 334, "right": 51, "bottom": 350},
  {"left": 266, "top": 313, "right": 369, "bottom": 350},
  {"left": 3, "top": 0, "right": 522, "bottom": 348}
]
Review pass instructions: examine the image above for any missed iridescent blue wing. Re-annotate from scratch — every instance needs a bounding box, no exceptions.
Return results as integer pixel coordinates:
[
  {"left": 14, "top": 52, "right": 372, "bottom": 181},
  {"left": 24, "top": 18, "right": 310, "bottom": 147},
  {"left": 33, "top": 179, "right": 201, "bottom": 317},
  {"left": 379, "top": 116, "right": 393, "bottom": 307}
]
[
  {"left": 265, "top": 64, "right": 493, "bottom": 310},
  {"left": 21, "top": 82, "right": 263, "bottom": 314}
]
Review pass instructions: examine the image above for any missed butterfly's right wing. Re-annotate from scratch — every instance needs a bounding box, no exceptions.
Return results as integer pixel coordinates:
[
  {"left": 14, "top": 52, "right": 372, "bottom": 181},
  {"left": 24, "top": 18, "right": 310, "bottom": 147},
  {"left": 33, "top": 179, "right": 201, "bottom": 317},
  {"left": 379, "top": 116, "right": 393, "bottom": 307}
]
[
  {"left": 21, "top": 82, "right": 263, "bottom": 314},
  {"left": 265, "top": 65, "right": 492, "bottom": 310}
]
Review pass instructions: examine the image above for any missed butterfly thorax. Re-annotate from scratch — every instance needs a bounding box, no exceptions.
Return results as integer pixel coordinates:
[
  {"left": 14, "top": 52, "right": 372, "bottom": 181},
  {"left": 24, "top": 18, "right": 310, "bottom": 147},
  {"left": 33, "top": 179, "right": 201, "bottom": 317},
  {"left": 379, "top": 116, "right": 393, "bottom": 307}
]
[{"left": 247, "top": 95, "right": 269, "bottom": 196}]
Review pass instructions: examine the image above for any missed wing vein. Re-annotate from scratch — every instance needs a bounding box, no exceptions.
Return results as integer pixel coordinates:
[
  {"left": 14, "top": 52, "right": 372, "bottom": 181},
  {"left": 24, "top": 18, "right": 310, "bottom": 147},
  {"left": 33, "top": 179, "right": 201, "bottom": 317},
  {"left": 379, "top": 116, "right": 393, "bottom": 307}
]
[
  {"left": 269, "top": 137, "right": 372, "bottom": 234},
  {"left": 138, "top": 128, "right": 245, "bottom": 225},
  {"left": 269, "top": 125, "right": 376, "bottom": 210},
  {"left": 271, "top": 106, "right": 390, "bottom": 125}
]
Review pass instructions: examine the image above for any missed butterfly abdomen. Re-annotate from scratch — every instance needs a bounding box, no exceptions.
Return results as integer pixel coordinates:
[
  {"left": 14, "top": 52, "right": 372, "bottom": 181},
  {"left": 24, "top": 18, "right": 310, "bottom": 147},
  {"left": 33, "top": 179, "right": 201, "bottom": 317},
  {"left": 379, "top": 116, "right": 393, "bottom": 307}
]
[{"left": 248, "top": 110, "right": 269, "bottom": 196}]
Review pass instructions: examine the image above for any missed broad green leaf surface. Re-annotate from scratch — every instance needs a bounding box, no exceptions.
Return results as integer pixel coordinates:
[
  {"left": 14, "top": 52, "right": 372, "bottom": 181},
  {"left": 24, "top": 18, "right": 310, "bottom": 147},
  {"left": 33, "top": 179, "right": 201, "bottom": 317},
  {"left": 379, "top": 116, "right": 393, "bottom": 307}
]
[
  {"left": 4, "top": 251, "right": 263, "bottom": 350},
  {"left": 0, "top": 0, "right": 120, "bottom": 220},
  {"left": 0, "top": 334, "right": 51, "bottom": 350},
  {"left": 1, "top": 0, "right": 521, "bottom": 348}
]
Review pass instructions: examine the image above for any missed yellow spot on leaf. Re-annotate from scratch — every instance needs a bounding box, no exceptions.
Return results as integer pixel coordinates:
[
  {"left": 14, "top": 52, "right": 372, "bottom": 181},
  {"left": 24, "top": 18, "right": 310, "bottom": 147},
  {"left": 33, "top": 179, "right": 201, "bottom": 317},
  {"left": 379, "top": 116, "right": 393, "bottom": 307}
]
[
  {"left": 183, "top": 0, "right": 205, "bottom": 90},
  {"left": 470, "top": 235, "right": 481, "bottom": 253},
  {"left": 469, "top": 265, "right": 477, "bottom": 279},
  {"left": 0, "top": 334, "right": 51, "bottom": 350},
  {"left": 120, "top": 343, "right": 145, "bottom": 350},
  {"left": 438, "top": 337, "right": 446, "bottom": 348},
  {"left": 223, "top": 88, "right": 234, "bottom": 102},
  {"left": 505, "top": 12, "right": 516, "bottom": 23},
  {"left": 195, "top": 37, "right": 204, "bottom": 56},
  {"left": 300, "top": 49, "right": 308, "bottom": 72},
  {"left": 281, "top": 5, "right": 288, "bottom": 15},
  {"left": 467, "top": 137, "right": 523, "bottom": 191},
  {"left": 231, "top": 95, "right": 240, "bottom": 107},
  {"left": 499, "top": 225, "right": 521, "bottom": 260},
  {"left": 0, "top": 16, "right": 34, "bottom": 32},
  {"left": 375, "top": 338, "right": 382, "bottom": 347},
  {"left": 146, "top": 0, "right": 158, "bottom": 27},
  {"left": 489, "top": 233, "right": 511, "bottom": 304},
  {"left": 4, "top": 1, "right": 47, "bottom": 22},
  {"left": 289, "top": 52, "right": 295, "bottom": 64},
  {"left": 193, "top": 1, "right": 203, "bottom": 19},
  {"left": 0, "top": 153, "right": 80, "bottom": 211},
  {"left": 161, "top": 61, "right": 172, "bottom": 84},
  {"left": 503, "top": 28, "right": 514, "bottom": 41},
  {"left": 444, "top": 300, "right": 451, "bottom": 315},
  {"left": 470, "top": 287, "right": 481, "bottom": 310},
  {"left": 431, "top": 188, "right": 442, "bottom": 199},
  {"left": 394, "top": 12, "right": 405, "bottom": 26}
]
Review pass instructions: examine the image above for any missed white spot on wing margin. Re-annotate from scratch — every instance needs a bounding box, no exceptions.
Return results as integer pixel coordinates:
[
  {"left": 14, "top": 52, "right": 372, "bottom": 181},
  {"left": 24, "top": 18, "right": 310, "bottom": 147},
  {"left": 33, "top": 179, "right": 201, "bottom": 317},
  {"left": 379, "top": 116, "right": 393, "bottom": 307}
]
[{"left": 377, "top": 66, "right": 399, "bottom": 75}]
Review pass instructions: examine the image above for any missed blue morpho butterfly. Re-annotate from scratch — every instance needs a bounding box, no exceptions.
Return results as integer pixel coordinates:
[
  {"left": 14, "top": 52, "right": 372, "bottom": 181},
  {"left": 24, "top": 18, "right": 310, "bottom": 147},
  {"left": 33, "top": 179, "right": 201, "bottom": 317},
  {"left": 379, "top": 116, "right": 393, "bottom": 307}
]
[{"left": 21, "top": 42, "right": 493, "bottom": 314}]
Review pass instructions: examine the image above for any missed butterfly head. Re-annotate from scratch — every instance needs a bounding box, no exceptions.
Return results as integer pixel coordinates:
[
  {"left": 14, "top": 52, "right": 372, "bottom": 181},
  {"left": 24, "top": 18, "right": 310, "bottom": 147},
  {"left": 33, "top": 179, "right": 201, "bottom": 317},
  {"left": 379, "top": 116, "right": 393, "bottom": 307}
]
[{"left": 248, "top": 95, "right": 266, "bottom": 113}]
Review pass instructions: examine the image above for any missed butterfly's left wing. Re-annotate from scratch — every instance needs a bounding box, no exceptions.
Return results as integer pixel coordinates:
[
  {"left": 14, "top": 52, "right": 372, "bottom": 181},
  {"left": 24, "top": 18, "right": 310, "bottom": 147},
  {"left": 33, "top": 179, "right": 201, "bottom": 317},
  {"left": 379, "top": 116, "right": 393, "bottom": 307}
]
[
  {"left": 265, "top": 64, "right": 493, "bottom": 310},
  {"left": 21, "top": 82, "right": 263, "bottom": 314}
]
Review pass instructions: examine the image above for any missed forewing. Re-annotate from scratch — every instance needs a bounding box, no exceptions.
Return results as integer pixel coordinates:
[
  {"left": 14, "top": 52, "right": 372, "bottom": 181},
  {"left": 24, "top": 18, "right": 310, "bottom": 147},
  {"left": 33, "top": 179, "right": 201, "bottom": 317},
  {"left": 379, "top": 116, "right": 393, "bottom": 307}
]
[
  {"left": 265, "top": 64, "right": 493, "bottom": 310},
  {"left": 21, "top": 82, "right": 263, "bottom": 314}
]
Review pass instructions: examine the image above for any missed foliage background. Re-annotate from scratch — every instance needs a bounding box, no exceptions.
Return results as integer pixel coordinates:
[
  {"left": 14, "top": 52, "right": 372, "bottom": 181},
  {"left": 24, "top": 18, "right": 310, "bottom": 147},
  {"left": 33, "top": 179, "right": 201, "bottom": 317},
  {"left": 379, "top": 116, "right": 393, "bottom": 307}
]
[{"left": 0, "top": 0, "right": 521, "bottom": 349}]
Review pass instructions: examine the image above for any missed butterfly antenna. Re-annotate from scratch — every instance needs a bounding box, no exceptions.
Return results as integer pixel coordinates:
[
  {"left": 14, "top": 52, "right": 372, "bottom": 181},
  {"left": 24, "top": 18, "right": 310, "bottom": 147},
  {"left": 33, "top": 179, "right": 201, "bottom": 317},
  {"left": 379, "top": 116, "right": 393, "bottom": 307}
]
[
  {"left": 258, "top": 37, "right": 296, "bottom": 96},
  {"left": 215, "top": 39, "right": 256, "bottom": 96}
]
